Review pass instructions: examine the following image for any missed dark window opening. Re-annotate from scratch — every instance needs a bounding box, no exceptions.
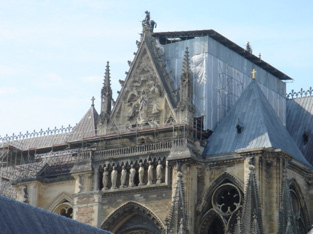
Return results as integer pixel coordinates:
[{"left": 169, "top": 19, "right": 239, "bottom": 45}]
[
  {"left": 303, "top": 132, "right": 309, "bottom": 145},
  {"left": 208, "top": 217, "right": 224, "bottom": 234},
  {"left": 236, "top": 124, "right": 242, "bottom": 134}
]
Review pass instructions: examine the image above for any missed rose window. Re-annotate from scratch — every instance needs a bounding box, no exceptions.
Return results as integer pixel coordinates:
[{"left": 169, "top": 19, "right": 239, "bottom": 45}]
[{"left": 212, "top": 183, "right": 241, "bottom": 215}]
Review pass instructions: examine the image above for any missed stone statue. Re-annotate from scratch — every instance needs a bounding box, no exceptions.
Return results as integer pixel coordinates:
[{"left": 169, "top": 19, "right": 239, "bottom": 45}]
[
  {"left": 142, "top": 11, "right": 157, "bottom": 32},
  {"left": 138, "top": 162, "right": 145, "bottom": 186},
  {"left": 147, "top": 161, "right": 154, "bottom": 185},
  {"left": 129, "top": 164, "right": 136, "bottom": 187},
  {"left": 156, "top": 160, "right": 163, "bottom": 184},
  {"left": 111, "top": 166, "right": 118, "bottom": 189},
  {"left": 138, "top": 91, "right": 148, "bottom": 123},
  {"left": 102, "top": 167, "right": 109, "bottom": 191},
  {"left": 120, "top": 165, "right": 127, "bottom": 188},
  {"left": 78, "top": 175, "right": 83, "bottom": 193},
  {"left": 142, "top": 10, "right": 150, "bottom": 27},
  {"left": 21, "top": 185, "right": 28, "bottom": 203}
]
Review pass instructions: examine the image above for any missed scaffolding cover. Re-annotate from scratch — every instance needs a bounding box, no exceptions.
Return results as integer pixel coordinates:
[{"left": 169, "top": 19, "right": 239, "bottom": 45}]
[{"left": 161, "top": 36, "right": 286, "bottom": 130}]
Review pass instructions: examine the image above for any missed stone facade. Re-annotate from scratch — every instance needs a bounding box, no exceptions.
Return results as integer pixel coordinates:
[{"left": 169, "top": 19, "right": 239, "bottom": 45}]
[{"left": 2, "top": 12, "right": 313, "bottom": 234}]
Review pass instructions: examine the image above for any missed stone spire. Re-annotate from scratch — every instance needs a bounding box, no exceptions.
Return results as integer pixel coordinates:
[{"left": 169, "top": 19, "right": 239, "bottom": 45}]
[
  {"left": 167, "top": 171, "right": 188, "bottom": 233},
  {"left": 100, "top": 61, "right": 112, "bottom": 121},
  {"left": 241, "top": 163, "right": 263, "bottom": 234},
  {"left": 179, "top": 47, "right": 193, "bottom": 109},
  {"left": 177, "top": 47, "right": 194, "bottom": 124},
  {"left": 279, "top": 169, "right": 298, "bottom": 234}
]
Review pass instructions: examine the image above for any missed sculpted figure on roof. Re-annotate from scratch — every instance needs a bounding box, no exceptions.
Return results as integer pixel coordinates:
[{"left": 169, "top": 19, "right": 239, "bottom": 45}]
[{"left": 142, "top": 10, "right": 157, "bottom": 32}]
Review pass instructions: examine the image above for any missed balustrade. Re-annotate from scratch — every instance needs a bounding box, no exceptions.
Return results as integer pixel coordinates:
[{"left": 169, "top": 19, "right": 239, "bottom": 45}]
[{"left": 94, "top": 160, "right": 165, "bottom": 191}]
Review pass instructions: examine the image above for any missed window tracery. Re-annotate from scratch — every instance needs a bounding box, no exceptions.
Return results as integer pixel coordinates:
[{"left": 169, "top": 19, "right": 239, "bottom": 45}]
[{"left": 53, "top": 201, "right": 73, "bottom": 219}]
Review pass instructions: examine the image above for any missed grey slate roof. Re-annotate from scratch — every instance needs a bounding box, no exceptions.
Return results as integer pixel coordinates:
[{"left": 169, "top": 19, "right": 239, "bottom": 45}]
[
  {"left": 68, "top": 105, "right": 98, "bottom": 142},
  {"left": 0, "top": 195, "right": 111, "bottom": 234},
  {"left": 202, "top": 80, "right": 311, "bottom": 167},
  {"left": 2, "top": 105, "right": 98, "bottom": 151},
  {"left": 286, "top": 96, "right": 313, "bottom": 164}
]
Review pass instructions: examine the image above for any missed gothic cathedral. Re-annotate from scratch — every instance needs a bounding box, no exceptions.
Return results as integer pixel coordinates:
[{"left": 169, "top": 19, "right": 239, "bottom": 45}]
[{"left": 1, "top": 12, "right": 313, "bottom": 234}]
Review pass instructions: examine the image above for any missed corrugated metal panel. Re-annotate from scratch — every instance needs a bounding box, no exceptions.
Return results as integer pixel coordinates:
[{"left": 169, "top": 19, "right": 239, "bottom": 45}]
[{"left": 162, "top": 36, "right": 286, "bottom": 130}]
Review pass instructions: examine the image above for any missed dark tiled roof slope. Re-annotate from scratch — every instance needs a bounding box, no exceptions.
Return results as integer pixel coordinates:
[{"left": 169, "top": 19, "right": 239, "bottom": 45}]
[
  {"left": 203, "top": 80, "right": 311, "bottom": 167},
  {"left": 1, "top": 105, "right": 98, "bottom": 151},
  {"left": 287, "top": 96, "right": 313, "bottom": 165},
  {"left": 0, "top": 195, "right": 111, "bottom": 234}
]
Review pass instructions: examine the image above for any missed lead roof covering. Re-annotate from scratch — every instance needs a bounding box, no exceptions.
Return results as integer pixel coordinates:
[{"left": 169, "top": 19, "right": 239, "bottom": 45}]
[
  {"left": 287, "top": 96, "right": 313, "bottom": 165},
  {"left": 0, "top": 195, "right": 111, "bottom": 234},
  {"left": 202, "top": 80, "right": 311, "bottom": 167}
]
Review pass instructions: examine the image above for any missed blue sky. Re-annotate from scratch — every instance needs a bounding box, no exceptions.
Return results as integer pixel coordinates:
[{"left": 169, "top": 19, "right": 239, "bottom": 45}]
[{"left": 1, "top": 0, "right": 313, "bottom": 136}]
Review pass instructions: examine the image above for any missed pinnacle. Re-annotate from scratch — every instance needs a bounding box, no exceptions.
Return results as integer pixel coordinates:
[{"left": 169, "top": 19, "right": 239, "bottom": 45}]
[
  {"left": 104, "top": 61, "right": 111, "bottom": 87},
  {"left": 182, "top": 47, "right": 190, "bottom": 73}
]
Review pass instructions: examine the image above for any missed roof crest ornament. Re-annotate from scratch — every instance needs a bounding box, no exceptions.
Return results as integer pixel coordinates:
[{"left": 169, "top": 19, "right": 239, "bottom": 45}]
[
  {"left": 142, "top": 11, "right": 157, "bottom": 32},
  {"left": 91, "top": 96, "right": 95, "bottom": 107}
]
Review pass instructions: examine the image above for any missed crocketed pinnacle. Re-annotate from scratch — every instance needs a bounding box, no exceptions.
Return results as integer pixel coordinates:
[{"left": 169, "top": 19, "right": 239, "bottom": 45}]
[
  {"left": 104, "top": 61, "right": 111, "bottom": 88},
  {"left": 182, "top": 47, "right": 190, "bottom": 74},
  {"left": 101, "top": 61, "right": 112, "bottom": 118}
]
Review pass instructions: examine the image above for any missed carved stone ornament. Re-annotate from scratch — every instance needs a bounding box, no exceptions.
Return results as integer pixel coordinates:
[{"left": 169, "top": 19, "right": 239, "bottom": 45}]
[{"left": 125, "top": 51, "right": 163, "bottom": 125}]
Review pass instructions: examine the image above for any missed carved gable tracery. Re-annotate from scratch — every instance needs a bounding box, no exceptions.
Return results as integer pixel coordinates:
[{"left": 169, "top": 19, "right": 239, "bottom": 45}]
[
  {"left": 108, "top": 41, "right": 176, "bottom": 133},
  {"left": 124, "top": 50, "right": 164, "bottom": 125}
]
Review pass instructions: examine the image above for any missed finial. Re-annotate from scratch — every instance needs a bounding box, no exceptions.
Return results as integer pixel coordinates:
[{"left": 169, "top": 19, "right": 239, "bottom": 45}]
[
  {"left": 251, "top": 69, "right": 256, "bottom": 80},
  {"left": 91, "top": 96, "right": 95, "bottom": 107},
  {"left": 141, "top": 11, "right": 157, "bottom": 32},
  {"left": 246, "top": 41, "right": 252, "bottom": 53}
]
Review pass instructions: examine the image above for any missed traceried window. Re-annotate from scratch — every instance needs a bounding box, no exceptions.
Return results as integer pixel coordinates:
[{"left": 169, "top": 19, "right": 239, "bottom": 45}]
[
  {"left": 53, "top": 201, "right": 73, "bottom": 219},
  {"left": 212, "top": 183, "right": 241, "bottom": 215}
]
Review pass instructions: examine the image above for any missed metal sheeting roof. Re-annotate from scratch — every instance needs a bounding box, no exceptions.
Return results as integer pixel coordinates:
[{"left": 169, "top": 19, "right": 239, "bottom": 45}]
[
  {"left": 159, "top": 33, "right": 286, "bottom": 131},
  {"left": 0, "top": 195, "right": 111, "bottom": 234},
  {"left": 202, "top": 80, "right": 311, "bottom": 167},
  {"left": 286, "top": 96, "right": 313, "bottom": 164},
  {"left": 153, "top": 30, "right": 292, "bottom": 80}
]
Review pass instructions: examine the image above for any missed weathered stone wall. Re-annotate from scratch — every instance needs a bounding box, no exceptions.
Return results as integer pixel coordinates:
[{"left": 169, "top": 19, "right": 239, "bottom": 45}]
[{"left": 100, "top": 186, "right": 172, "bottom": 224}]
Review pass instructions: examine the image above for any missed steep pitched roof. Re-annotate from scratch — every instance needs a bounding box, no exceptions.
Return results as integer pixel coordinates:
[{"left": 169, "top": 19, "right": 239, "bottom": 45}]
[
  {"left": 202, "top": 80, "right": 311, "bottom": 166},
  {"left": 68, "top": 105, "right": 98, "bottom": 141},
  {"left": 286, "top": 96, "right": 313, "bottom": 164},
  {"left": 1, "top": 105, "right": 98, "bottom": 151},
  {"left": 0, "top": 195, "right": 111, "bottom": 234}
]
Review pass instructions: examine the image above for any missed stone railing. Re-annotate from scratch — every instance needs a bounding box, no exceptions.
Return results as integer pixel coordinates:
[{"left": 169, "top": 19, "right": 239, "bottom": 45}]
[
  {"left": 93, "top": 138, "right": 188, "bottom": 161},
  {"left": 286, "top": 87, "right": 313, "bottom": 99},
  {"left": 0, "top": 125, "right": 74, "bottom": 143}
]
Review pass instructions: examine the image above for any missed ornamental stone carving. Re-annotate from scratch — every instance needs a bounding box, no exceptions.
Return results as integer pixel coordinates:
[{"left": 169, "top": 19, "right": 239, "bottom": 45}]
[
  {"left": 147, "top": 161, "right": 154, "bottom": 185},
  {"left": 120, "top": 165, "right": 127, "bottom": 188},
  {"left": 129, "top": 164, "right": 136, "bottom": 187},
  {"left": 138, "top": 162, "right": 145, "bottom": 186},
  {"left": 156, "top": 160, "right": 163, "bottom": 184},
  {"left": 102, "top": 167, "right": 109, "bottom": 191},
  {"left": 111, "top": 166, "right": 118, "bottom": 189}
]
